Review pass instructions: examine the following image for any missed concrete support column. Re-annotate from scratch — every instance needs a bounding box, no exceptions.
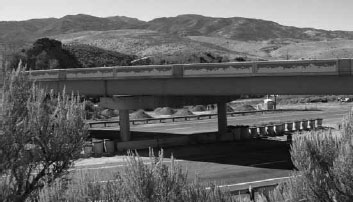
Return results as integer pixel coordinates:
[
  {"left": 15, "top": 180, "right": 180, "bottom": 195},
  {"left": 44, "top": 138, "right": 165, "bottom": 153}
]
[
  {"left": 119, "top": 110, "right": 131, "bottom": 141},
  {"left": 217, "top": 102, "right": 227, "bottom": 137}
]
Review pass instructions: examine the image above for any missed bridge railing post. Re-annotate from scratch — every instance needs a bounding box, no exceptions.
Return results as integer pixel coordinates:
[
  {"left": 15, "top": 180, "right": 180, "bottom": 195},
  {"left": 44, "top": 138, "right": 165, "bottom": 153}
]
[
  {"left": 338, "top": 59, "right": 352, "bottom": 76},
  {"left": 172, "top": 65, "right": 184, "bottom": 78}
]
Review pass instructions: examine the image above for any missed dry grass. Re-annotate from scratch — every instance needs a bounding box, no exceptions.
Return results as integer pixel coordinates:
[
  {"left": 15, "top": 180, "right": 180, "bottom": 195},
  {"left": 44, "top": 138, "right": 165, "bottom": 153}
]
[{"left": 271, "top": 39, "right": 353, "bottom": 59}]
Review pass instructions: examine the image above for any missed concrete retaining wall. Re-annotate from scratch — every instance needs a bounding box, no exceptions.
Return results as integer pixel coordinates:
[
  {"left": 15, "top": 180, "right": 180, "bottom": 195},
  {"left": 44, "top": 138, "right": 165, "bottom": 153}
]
[
  {"left": 117, "top": 139, "right": 158, "bottom": 151},
  {"left": 158, "top": 136, "right": 190, "bottom": 148}
]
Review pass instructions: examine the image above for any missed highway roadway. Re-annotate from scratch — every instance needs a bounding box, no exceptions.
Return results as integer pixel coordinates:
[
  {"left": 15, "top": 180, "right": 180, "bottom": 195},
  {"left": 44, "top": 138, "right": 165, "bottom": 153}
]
[
  {"left": 93, "top": 105, "right": 351, "bottom": 135},
  {"left": 75, "top": 139, "right": 292, "bottom": 192},
  {"left": 82, "top": 104, "right": 352, "bottom": 192}
]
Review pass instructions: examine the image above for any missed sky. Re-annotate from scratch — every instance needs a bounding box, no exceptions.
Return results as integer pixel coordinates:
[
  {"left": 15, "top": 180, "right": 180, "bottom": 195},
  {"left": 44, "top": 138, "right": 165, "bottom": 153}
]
[{"left": 1, "top": 0, "right": 353, "bottom": 31}]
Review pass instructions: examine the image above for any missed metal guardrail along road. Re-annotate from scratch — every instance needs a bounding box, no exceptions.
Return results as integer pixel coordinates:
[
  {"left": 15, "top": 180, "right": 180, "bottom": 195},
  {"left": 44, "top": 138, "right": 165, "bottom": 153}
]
[{"left": 88, "top": 109, "right": 289, "bottom": 128}]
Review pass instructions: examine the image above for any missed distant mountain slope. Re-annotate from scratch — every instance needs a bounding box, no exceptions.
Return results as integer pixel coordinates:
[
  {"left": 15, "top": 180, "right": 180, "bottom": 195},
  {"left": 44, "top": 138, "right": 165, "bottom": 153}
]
[
  {"left": 0, "top": 14, "right": 147, "bottom": 42},
  {"left": 39, "top": 14, "right": 147, "bottom": 36},
  {"left": 0, "top": 18, "right": 57, "bottom": 42},
  {"left": 2, "top": 14, "right": 353, "bottom": 43},
  {"left": 147, "top": 14, "right": 353, "bottom": 41},
  {"left": 2, "top": 14, "right": 353, "bottom": 64}
]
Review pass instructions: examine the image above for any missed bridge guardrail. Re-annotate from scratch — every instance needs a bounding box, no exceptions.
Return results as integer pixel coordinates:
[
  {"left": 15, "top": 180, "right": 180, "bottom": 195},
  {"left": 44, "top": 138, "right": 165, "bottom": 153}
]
[
  {"left": 29, "top": 59, "right": 344, "bottom": 81},
  {"left": 87, "top": 109, "right": 285, "bottom": 128}
]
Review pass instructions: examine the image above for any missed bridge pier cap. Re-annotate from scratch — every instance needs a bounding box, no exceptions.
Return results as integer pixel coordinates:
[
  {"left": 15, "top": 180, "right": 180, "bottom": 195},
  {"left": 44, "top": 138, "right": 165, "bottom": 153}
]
[{"left": 29, "top": 58, "right": 353, "bottom": 96}]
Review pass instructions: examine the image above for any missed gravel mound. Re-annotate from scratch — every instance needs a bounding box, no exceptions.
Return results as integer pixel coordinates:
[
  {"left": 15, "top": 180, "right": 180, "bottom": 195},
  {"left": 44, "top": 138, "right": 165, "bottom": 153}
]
[
  {"left": 233, "top": 104, "right": 256, "bottom": 112},
  {"left": 113, "top": 109, "right": 119, "bottom": 116},
  {"left": 100, "top": 109, "right": 115, "bottom": 118},
  {"left": 154, "top": 107, "right": 175, "bottom": 115},
  {"left": 130, "top": 109, "right": 152, "bottom": 119},
  {"left": 212, "top": 105, "right": 234, "bottom": 113},
  {"left": 154, "top": 107, "right": 162, "bottom": 113},
  {"left": 190, "top": 105, "right": 207, "bottom": 112},
  {"left": 173, "top": 109, "right": 194, "bottom": 116},
  {"left": 227, "top": 105, "right": 234, "bottom": 112}
]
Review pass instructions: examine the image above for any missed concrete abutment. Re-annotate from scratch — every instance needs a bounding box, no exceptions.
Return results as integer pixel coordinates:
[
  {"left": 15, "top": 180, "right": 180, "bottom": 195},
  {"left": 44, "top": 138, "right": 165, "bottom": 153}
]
[{"left": 217, "top": 102, "right": 228, "bottom": 138}]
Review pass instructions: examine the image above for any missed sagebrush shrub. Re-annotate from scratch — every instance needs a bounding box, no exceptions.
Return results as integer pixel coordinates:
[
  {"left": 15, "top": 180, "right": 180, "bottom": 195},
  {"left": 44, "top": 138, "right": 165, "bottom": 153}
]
[
  {"left": 0, "top": 66, "right": 88, "bottom": 201},
  {"left": 267, "top": 109, "right": 353, "bottom": 202}
]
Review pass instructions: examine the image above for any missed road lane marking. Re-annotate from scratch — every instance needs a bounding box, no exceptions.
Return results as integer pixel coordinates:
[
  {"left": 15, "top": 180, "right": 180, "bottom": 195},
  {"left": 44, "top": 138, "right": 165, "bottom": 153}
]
[
  {"left": 73, "top": 159, "right": 184, "bottom": 171},
  {"left": 96, "top": 176, "right": 293, "bottom": 187},
  {"left": 208, "top": 176, "right": 292, "bottom": 189},
  {"left": 164, "top": 127, "right": 192, "bottom": 131},
  {"left": 248, "top": 160, "right": 288, "bottom": 167},
  {"left": 73, "top": 164, "right": 125, "bottom": 171}
]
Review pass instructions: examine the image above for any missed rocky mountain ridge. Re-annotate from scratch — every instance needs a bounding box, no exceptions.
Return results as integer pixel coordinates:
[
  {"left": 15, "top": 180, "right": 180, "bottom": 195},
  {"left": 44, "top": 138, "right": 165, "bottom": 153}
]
[{"left": 1, "top": 14, "right": 353, "bottom": 43}]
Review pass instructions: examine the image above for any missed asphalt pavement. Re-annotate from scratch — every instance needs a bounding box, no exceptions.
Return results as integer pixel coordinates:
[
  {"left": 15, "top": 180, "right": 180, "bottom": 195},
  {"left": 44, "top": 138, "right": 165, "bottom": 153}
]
[
  {"left": 83, "top": 104, "right": 352, "bottom": 191},
  {"left": 91, "top": 106, "right": 349, "bottom": 135}
]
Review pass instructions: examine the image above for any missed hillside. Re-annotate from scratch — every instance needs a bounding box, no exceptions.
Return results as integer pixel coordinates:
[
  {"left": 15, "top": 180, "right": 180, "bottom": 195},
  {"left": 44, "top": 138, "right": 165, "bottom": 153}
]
[
  {"left": 148, "top": 14, "right": 353, "bottom": 41},
  {"left": 270, "top": 39, "right": 353, "bottom": 59},
  {"left": 2, "top": 14, "right": 353, "bottom": 64},
  {"left": 187, "top": 36, "right": 353, "bottom": 60},
  {"left": 0, "top": 14, "right": 147, "bottom": 42},
  {"left": 64, "top": 43, "right": 136, "bottom": 67},
  {"left": 4, "top": 38, "right": 137, "bottom": 70},
  {"left": 54, "top": 29, "right": 239, "bottom": 64},
  {"left": 2, "top": 14, "right": 353, "bottom": 43},
  {"left": 55, "top": 29, "right": 353, "bottom": 61}
]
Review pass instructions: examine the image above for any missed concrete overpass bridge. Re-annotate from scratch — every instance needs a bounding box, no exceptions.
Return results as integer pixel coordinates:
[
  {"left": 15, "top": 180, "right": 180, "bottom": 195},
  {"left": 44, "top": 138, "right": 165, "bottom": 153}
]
[{"left": 29, "top": 58, "right": 353, "bottom": 141}]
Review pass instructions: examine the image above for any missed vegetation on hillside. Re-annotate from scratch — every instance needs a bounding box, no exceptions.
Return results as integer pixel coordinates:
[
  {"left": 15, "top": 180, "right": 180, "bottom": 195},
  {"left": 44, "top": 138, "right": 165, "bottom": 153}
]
[
  {"left": 5, "top": 38, "right": 81, "bottom": 70},
  {"left": 64, "top": 43, "right": 136, "bottom": 67},
  {"left": 26, "top": 38, "right": 81, "bottom": 70},
  {"left": 5, "top": 38, "right": 136, "bottom": 70},
  {"left": 55, "top": 30, "right": 236, "bottom": 64}
]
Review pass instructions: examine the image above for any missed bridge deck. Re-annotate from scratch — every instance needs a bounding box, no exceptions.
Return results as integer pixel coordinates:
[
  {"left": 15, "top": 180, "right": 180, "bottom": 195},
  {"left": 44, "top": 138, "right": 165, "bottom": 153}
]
[{"left": 28, "top": 59, "right": 353, "bottom": 96}]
